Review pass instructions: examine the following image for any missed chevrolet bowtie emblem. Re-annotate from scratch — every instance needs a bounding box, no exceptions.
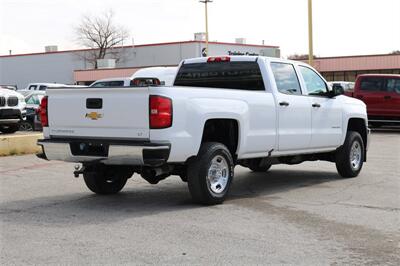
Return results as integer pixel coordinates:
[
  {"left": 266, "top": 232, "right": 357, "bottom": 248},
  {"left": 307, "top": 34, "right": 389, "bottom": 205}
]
[{"left": 85, "top": 112, "right": 103, "bottom": 120}]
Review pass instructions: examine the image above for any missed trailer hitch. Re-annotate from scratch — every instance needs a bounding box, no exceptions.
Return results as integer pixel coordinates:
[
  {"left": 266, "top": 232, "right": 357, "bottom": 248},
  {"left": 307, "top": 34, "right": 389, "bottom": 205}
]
[{"left": 73, "top": 164, "right": 85, "bottom": 178}]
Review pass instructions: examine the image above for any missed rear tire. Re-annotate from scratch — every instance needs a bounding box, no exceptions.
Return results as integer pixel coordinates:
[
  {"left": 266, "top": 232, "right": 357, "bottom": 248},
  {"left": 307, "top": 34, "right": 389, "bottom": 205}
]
[
  {"left": 248, "top": 158, "right": 272, "bottom": 172},
  {"left": 335, "top": 131, "right": 364, "bottom": 178},
  {"left": 19, "top": 121, "right": 34, "bottom": 131},
  {"left": 0, "top": 124, "right": 19, "bottom": 134},
  {"left": 83, "top": 165, "right": 133, "bottom": 195},
  {"left": 187, "top": 142, "right": 234, "bottom": 205}
]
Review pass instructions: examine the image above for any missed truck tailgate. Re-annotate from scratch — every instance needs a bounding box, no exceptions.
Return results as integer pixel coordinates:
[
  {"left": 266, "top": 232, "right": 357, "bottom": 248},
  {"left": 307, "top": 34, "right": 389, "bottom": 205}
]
[{"left": 46, "top": 87, "right": 150, "bottom": 140}]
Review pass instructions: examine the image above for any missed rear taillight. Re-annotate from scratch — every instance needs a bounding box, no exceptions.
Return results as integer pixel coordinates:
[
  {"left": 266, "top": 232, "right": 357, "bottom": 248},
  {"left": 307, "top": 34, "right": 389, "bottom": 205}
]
[
  {"left": 207, "top": 56, "right": 230, "bottom": 63},
  {"left": 39, "top": 96, "right": 48, "bottom": 127},
  {"left": 149, "top": 95, "right": 172, "bottom": 129}
]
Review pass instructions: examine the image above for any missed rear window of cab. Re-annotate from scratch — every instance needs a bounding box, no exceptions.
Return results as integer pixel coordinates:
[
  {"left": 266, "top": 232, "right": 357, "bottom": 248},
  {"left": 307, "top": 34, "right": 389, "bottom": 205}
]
[
  {"left": 174, "top": 61, "right": 265, "bottom": 91},
  {"left": 360, "top": 76, "right": 400, "bottom": 93}
]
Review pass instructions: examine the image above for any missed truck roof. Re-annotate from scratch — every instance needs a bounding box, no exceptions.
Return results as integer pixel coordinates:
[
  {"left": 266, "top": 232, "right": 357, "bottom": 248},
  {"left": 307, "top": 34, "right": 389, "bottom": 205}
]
[
  {"left": 92, "top": 77, "right": 130, "bottom": 83},
  {"left": 183, "top": 55, "right": 300, "bottom": 65},
  {"left": 131, "top": 67, "right": 177, "bottom": 79},
  {"left": 356, "top": 74, "right": 400, "bottom": 78},
  {"left": 27, "top": 83, "right": 66, "bottom": 86}
]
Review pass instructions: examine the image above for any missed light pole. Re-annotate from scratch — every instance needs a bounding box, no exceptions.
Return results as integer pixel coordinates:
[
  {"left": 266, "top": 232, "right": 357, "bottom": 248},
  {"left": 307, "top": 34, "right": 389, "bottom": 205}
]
[
  {"left": 199, "top": 0, "right": 212, "bottom": 56},
  {"left": 308, "top": 0, "right": 314, "bottom": 66}
]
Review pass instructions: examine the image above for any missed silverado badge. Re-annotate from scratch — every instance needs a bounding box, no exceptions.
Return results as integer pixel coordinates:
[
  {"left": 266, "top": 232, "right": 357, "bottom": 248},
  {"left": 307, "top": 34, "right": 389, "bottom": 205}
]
[{"left": 85, "top": 112, "right": 103, "bottom": 120}]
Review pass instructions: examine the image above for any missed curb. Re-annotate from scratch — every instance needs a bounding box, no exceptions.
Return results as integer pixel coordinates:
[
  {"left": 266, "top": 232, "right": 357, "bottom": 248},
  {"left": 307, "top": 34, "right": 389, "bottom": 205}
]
[{"left": 0, "top": 133, "right": 43, "bottom": 156}]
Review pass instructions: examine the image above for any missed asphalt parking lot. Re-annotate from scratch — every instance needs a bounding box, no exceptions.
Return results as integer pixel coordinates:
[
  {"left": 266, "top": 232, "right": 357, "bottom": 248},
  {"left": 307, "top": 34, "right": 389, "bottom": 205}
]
[{"left": 0, "top": 131, "right": 399, "bottom": 265}]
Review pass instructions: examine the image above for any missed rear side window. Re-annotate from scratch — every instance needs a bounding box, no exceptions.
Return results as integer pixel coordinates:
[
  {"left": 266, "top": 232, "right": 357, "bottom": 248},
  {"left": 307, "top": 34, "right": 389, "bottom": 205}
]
[
  {"left": 39, "top": 85, "right": 47, "bottom": 91},
  {"left": 270, "top": 62, "right": 301, "bottom": 95},
  {"left": 174, "top": 61, "right": 265, "bottom": 91},
  {"left": 360, "top": 77, "right": 384, "bottom": 92}
]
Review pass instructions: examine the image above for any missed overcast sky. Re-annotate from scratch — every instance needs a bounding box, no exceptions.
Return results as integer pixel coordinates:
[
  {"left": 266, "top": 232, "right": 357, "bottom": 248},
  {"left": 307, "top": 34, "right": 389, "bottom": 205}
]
[{"left": 0, "top": 0, "right": 399, "bottom": 57}]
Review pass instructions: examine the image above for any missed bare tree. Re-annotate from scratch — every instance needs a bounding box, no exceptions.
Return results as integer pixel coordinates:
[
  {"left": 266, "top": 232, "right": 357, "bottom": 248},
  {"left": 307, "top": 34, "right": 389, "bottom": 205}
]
[{"left": 75, "top": 10, "right": 129, "bottom": 68}]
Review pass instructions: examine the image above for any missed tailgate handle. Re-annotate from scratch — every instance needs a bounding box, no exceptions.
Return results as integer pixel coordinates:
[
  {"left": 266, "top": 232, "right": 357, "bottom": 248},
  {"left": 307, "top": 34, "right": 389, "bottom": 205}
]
[{"left": 86, "top": 98, "right": 103, "bottom": 109}]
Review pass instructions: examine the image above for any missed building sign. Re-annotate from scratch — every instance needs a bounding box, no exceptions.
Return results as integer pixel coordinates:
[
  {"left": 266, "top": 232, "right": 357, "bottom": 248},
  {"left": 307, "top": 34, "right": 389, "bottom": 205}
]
[{"left": 228, "top": 51, "right": 259, "bottom": 56}]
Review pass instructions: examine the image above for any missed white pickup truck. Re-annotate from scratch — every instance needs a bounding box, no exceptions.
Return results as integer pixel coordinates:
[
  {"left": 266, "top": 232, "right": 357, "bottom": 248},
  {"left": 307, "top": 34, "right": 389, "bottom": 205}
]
[
  {"left": 0, "top": 87, "right": 26, "bottom": 133},
  {"left": 37, "top": 56, "right": 370, "bottom": 204}
]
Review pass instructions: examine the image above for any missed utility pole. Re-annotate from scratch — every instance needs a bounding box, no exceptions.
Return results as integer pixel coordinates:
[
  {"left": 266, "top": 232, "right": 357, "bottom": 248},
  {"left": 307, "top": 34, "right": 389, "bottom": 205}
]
[
  {"left": 308, "top": 0, "right": 314, "bottom": 66},
  {"left": 199, "top": 0, "right": 212, "bottom": 56}
]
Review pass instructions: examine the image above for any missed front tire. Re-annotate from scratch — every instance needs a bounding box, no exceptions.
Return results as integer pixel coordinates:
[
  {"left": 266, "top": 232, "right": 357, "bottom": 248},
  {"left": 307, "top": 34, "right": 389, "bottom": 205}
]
[
  {"left": 83, "top": 165, "right": 133, "bottom": 195},
  {"left": 335, "top": 131, "right": 365, "bottom": 178},
  {"left": 187, "top": 142, "right": 234, "bottom": 205}
]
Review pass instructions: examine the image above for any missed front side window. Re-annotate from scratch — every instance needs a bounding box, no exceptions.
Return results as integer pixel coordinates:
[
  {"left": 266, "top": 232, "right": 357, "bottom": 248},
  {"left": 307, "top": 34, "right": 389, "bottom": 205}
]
[
  {"left": 270, "top": 62, "right": 301, "bottom": 95},
  {"left": 28, "top": 85, "right": 37, "bottom": 90},
  {"left": 386, "top": 78, "right": 400, "bottom": 94},
  {"left": 299, "top": 66, "right": 328, "bottom": 96}
]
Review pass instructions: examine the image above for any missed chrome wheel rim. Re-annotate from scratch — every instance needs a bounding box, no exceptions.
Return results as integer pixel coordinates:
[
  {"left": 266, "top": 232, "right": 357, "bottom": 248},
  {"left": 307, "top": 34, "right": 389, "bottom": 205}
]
[
  {"left": 350, "top": 140, "right": 362, "bottom": 170},
  {"left": 207, "top": 155, "right": 229, "bottom": 194}
]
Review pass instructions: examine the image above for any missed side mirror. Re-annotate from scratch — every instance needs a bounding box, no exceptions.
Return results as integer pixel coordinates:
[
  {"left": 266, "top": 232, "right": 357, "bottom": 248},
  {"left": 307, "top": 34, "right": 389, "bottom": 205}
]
[{"left": 330, "top": 86, "right": 344, "bottom": 97}]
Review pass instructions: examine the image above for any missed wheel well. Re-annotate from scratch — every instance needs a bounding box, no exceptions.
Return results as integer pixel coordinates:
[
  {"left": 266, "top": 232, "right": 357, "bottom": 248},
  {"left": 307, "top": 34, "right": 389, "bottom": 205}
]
[
  {"left": 201, "top": 119, "right": 239, "bottom": 157},
  {"left": 347, "top": 118, "right": 367, "bottom": 160}
]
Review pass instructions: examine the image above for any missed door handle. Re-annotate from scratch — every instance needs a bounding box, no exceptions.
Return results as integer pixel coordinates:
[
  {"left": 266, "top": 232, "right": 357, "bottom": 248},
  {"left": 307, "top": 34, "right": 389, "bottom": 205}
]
[
  {"left": 279, "top": 101, "right": 289, "bottom": 107},
  {"left": 384, "top": 95, "right": 391, "bottom": 100},
  {"left": 312, "top": 103, "right": 321, "bottom": 108}
]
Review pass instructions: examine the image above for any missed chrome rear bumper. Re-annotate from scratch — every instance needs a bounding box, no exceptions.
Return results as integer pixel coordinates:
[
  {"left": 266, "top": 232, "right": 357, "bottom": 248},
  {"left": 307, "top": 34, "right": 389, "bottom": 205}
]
[{"left": 37, "top": 138, "right": 170, "bottom": 166}]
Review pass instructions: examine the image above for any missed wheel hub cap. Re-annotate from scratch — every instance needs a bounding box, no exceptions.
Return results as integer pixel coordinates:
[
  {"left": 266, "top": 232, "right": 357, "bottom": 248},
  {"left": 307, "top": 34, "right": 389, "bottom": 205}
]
[
  {"left": 350, "top": 140, "right": 362, "bottom": 170},
  {"left": 207, "top": 155, "right": 229, "bottom": 194}
]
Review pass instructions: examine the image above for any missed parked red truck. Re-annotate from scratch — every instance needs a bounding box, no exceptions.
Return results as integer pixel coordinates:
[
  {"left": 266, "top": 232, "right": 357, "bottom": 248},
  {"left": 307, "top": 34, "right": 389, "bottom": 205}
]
[{"left": 345, "top": 74, "right": 400, "bottom": 126}]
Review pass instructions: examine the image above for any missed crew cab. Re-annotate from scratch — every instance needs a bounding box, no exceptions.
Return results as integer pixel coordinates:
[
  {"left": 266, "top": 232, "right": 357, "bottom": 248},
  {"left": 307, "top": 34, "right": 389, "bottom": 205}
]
[
  {"left": 345, "top": 74, "right": 400, "bottom": 126},
  {"left": 0, "top": 87, "right": 26, "bottom": 133},
  {"left": 37, "top": 56, "right": 370, "bottom": 205}
]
